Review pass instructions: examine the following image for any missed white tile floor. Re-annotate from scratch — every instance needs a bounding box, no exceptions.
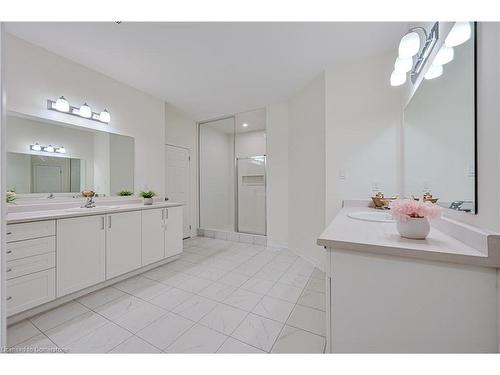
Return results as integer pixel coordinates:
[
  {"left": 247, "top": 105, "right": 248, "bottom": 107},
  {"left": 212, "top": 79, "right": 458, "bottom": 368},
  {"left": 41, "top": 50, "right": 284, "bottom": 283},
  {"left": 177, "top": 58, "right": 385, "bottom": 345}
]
[{"left": 6, "top": 237, "right": 326, "bottom": 353}]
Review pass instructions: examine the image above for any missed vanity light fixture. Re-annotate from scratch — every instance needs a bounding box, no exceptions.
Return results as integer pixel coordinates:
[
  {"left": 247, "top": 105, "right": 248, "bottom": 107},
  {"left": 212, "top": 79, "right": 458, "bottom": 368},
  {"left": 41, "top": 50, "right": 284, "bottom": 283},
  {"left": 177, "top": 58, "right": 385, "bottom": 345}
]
[
  {"left": 56, "top": 146, "right": 66, "bottom": 154},
  {"left": 47, "top": 97, "right": 111, "bottom": 124},
  {"left": 44, "top": 145, "right": 55, "bottom": 153},
  {"left": 30, "top": 143, "right": 67, "bottom": 154},
  {"left": 445, "top": 22, "right": 471, "bottom": 48},
  {"left": 433, "top": 45, "right": 454, "bottom": 66},
  {"left": 242, "top": 123, "right": 248, "bottom": 128},
  {"left": 390, "top": 22, "right": 439, "bottom": 86}
]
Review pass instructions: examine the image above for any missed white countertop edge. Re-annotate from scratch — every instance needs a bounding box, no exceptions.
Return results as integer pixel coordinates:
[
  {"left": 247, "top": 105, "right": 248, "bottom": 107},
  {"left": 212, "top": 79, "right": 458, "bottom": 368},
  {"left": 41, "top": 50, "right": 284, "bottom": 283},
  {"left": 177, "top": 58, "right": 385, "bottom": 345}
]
[
  {"left": 318, "top": 204, "right": 500, "bottom": 268},
  {"left": 7, "top": 201, "right": 183, "bottom": 224}
]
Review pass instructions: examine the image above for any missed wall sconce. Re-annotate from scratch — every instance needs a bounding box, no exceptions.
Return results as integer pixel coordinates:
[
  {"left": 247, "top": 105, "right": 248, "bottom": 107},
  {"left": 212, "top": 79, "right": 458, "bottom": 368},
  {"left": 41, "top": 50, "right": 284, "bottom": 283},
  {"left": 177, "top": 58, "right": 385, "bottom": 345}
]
[
  {"left": 47, "top": 96, "right": 111, "bottom": 124},
  {"left": 30, "top": 143, "right": 67, "bottom": 154}
]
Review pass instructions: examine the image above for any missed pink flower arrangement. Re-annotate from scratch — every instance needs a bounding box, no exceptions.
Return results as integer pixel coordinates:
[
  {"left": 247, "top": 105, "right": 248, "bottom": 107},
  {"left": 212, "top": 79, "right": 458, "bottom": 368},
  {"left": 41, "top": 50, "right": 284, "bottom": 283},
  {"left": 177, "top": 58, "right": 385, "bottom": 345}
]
[{"left": 389, "top": 199, "right": 442, "bottom": 221}]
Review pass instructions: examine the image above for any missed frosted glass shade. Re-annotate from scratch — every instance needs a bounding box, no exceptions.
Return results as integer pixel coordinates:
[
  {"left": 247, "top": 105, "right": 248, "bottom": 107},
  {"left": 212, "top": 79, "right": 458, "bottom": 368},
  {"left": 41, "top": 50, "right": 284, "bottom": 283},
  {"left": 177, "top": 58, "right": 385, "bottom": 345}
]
[
  {"left": 390, "top": 70, "right": 406, "bottom": 86},
  {"left": 45, "top": 145, "right": 55, "bottom": 153},
  {"left": 99, "top": 109, "right": 111, "bottom": 123},
  {"left": 399, "top": 32, "right": 420, "bottom": 58},
  {"left": 424, "top": 64, "right": 443, "bottom": 80},
  {"left": 79, "top": 103, "right": 92, "bottom": 118},
  {"left": 433, "top": 46, "right": 454, "bottom": 66},
  {"left": 394, "top": 57, "right": 413, "bottom": 73},
  {"left": 55, "top": 96, "right": 70, "bottom": 112},
  {"left": 445, "top": 22, "right": 471, "bottom": 48}
]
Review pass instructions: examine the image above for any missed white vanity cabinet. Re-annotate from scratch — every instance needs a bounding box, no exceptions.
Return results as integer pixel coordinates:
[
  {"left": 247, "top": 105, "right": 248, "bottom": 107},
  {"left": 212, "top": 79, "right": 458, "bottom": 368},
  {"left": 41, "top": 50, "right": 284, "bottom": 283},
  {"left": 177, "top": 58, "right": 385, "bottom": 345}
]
[
  {"left": 141, "top": 208, "right": 166, "bottom": 265},
  {"left": 165, "top": 206, "right": 183, "bottom": 258},
  {"left": 57, "top": 215, "right": 106, "bottom": 297},
  {"left": 142, "top": 206, "right": 183, "bottom": 264},
  {"left": 106, "top": 211, "right": 142, "bottom": 279}
]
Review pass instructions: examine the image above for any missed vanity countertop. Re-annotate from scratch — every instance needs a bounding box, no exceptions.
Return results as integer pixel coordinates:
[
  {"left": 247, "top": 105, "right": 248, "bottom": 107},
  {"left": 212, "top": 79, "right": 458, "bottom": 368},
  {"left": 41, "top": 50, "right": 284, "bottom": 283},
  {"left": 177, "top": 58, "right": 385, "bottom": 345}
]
[
  {"left": 318, "top": 206, "right": 500, "bottom": 268},
  {"left": 7, "top": 201, "right": 183, "bottom": 224}
]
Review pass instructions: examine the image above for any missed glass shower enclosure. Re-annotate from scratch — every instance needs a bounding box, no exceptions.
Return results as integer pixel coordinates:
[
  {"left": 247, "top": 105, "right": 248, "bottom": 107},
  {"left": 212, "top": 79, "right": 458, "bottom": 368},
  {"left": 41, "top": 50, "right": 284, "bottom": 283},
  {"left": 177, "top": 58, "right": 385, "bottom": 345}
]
[{"left": 198, "top": 109, "right": 266, "bottom": 236}]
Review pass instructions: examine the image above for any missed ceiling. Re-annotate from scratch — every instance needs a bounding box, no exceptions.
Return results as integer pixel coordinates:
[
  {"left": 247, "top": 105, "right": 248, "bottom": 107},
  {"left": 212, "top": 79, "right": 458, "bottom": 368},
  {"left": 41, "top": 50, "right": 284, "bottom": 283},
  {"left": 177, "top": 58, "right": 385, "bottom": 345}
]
[{"left": 5, "top": 22, "right": 408, "bottom": 120}]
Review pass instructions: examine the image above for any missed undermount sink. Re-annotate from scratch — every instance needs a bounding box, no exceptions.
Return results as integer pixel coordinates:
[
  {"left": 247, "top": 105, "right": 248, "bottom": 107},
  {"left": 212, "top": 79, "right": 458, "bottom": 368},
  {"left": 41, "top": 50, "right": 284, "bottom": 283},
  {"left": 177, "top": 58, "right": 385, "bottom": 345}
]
[
  {"left": 347, "top": 211, "right": 395, "bottom": 223},
  {"left": 64, "top": 205, "right": 121, "bottom": 212}
]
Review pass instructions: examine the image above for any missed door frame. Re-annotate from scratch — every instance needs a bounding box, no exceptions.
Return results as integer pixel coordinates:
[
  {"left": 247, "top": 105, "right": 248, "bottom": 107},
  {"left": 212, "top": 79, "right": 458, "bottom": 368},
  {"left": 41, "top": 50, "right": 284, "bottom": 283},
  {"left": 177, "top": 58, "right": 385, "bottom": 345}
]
[{"left": 165, "top": 143, "right": 191, "bottom": 239}]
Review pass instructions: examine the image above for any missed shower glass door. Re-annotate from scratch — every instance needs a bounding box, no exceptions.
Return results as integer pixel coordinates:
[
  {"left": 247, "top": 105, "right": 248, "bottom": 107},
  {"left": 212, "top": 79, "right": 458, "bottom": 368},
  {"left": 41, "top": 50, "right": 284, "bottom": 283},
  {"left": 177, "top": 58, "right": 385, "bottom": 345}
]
[
  {"left": 237, "top": 156, "right": 266, "bottom": 235},
  {"left": 199, "top": 117, "right": 235, "bottom": 232}
]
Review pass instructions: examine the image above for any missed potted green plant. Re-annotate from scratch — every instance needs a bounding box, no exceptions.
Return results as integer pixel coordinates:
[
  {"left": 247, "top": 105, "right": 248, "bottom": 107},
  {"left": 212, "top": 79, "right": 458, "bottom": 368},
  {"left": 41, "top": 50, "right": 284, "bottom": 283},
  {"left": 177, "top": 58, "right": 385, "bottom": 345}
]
[
  {"left": 139, "top": 190, "right": 156, "bottom": 205},
  {"left": 6, "top": 190, "right": 16, "bottom": 204},
  {"left": 117, "top": 190, "right": 134, "bottom": 196}
]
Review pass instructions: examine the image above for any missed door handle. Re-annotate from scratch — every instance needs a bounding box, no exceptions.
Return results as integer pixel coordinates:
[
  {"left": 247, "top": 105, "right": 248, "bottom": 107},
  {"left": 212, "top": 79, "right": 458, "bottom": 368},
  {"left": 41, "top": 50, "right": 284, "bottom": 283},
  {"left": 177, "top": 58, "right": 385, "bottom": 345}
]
[
  {"left": 6, "top": 250, "right": 12, "bottom": 254},
  {"left": 6, "top": 231, "right": 12, "bottom": 235},
  {"left": 6, "top": 296, "right": 12, "bottom": 301},
  {"left": 165, "top": 209, "right": 169, "bottom": 219},
  {"left": 101, "top": 216, "right": 105, "bottom": 230},
  {"left": 108, "top": 215, "right": 112, "bottom": 229}
]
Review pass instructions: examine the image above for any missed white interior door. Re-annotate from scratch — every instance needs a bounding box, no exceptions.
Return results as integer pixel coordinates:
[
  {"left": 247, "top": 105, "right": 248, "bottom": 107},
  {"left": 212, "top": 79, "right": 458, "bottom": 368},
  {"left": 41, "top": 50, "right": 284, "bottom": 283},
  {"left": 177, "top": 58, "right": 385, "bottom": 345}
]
[{"left": 165, "top": 144, "right": 190, "bottom": 239}]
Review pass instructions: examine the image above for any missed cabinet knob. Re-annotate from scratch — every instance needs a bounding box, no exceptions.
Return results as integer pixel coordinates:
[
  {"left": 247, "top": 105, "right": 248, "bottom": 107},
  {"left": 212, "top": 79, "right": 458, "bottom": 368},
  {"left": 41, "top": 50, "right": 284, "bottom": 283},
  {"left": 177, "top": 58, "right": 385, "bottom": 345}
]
[
  {"left": 6, "top": 296, "right": 12, "bottom": 301},
  {"left": 6, "top": 250, "right": 12, "bottom": 254},
  {"left": 6, "top": 231, "right": 12, "bottom": 235},
  {"left": 6, "top": 268, "right": 12, "bottom": 272}
]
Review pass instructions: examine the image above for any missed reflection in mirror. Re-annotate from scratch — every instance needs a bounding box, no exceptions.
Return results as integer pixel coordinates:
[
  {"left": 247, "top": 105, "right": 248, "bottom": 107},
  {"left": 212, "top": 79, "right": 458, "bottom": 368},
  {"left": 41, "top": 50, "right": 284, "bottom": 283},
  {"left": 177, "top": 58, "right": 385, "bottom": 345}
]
[
  {"left": 404, "top": 24, "right": 475, "bottom": 213},
  {"left": 6, "top": 114, "right": 134, "bottom": 197}
]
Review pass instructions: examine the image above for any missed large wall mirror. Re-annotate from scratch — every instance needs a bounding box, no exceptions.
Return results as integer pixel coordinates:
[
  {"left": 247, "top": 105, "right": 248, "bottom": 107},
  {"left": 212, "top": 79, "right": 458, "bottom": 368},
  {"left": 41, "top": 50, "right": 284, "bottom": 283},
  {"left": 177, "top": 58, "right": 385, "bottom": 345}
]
[
  {"left": 404, "top": 23, "right": 476, "bottom": 213},
  {"left": 6, "top": 114, "right": 134, "bottom": 197}
]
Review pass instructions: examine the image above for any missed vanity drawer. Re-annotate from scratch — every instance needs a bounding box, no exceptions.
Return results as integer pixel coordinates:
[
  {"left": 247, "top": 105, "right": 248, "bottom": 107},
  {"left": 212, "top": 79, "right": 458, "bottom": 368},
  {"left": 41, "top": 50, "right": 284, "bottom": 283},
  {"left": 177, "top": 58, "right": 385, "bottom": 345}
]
[
  {"left": 7, "top": 221, "right": 56, "bottom": 243},
  {"left": 6, "top": 237, "right": 56, "bottom": 262},
  {"left": 6, "top": 269, "right": 56, "bottom": 316},
  {"left": 6, "top": 252, "right": 56, "bottom": 280}
]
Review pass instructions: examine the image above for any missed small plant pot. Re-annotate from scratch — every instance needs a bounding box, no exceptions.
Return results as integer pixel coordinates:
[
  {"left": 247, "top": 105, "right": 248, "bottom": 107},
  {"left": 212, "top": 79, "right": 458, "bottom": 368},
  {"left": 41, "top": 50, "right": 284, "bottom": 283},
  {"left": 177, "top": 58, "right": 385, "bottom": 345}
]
[
  {"left": 143, "top": 197, "right": 154, "bottom": 205},
  {"left": 396, "top": 217, "right": 430, "bottom": 240}
]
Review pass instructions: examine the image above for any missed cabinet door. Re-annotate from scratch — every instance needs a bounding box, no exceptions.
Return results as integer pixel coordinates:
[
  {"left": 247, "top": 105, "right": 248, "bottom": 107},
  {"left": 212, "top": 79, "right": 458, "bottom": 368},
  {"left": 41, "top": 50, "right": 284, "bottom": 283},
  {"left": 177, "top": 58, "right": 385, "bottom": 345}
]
[
  {"left": 141, "top": 208, "right": 165, "bottom": 265},
  {"left": 57, "top": 215, "right": 106, "bottom": 297},
  {"left": 165, "top": 206, "right": 183, "bottom": 258},
  {"left": 7, "top": 269, "right": 56, "bottom": 316},
  {"left": 106, "top": 211, "right": 142, "bottom": 279}
]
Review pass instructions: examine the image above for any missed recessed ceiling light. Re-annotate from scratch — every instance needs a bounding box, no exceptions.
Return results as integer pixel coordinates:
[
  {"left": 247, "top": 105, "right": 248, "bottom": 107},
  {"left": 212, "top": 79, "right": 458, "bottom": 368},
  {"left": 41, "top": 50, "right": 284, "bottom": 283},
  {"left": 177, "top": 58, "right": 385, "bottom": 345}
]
[{"left": 242, "top": 123, "right": 248, "bottom": 127}]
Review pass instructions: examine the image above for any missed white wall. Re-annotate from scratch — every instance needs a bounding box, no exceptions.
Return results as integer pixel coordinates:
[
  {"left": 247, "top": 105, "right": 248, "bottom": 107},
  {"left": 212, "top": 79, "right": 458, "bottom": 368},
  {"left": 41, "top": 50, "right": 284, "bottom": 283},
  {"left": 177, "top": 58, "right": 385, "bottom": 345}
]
[
  {"left": 325, "top": 53, "right": 401, "bottom": 223},
  {"left": 164, "top": 103, "right": 198, "bottom": 237},
  {"left": 6, "top": 115, "right": 95, "bottom": 192},
  {"left": 288, "top": 73, "right": 326, "bottom": 269},
  {"left": 5, "top": 34, "right": 165, "bottom": 196},
  {"left": 266, "top": 101, "right": 289, "bottom": 247}
]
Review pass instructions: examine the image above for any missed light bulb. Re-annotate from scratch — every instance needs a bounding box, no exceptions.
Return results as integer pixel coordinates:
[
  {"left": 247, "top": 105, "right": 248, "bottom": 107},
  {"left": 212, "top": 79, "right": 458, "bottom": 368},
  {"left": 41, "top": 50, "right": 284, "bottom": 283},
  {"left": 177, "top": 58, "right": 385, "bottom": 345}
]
[
  {"left": 99, "top": 109, "right": 111, "bottom": 123},
  {"left": 55, "top": 96, "right": 70, "bottom": 112},
  {"left": 424, "top": 65, "right": 443, "bottom": 80},
  {"left": 398, "top": 32, "right": 421, "bottom": 59},
  {"left": 31, "top": 143, "right": 42, "bottom": 151},
  {"left": 445, "top": 22, "right": 471, "bottom": 48},
  {"left": 79, "top": 103, "right": 92, "bottom": 118},
  {"left": 394, "top": 57, "right": 413, "bottom": 73},
  {"left": 390, "top": 70, "right": 406, "bottom": 86},
  {"left": 242, "top": 123, "right": 248, "bottom": 127},
  {"left": 433, "top": 45, "right": 454, "bottom": 66},
  {"left": 56, "top": 146, "right": 66, "bottom": 154},
  {"left": 45, "top": 145, "right": 55, "bottom": 153}
]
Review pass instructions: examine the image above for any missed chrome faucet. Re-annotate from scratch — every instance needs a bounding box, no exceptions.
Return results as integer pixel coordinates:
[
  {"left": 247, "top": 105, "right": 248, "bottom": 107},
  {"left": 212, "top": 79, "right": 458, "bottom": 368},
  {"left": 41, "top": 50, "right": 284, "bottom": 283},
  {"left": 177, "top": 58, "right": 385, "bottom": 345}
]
[{"left": 47, "top": 193, "right": 55, "bottom": 199}]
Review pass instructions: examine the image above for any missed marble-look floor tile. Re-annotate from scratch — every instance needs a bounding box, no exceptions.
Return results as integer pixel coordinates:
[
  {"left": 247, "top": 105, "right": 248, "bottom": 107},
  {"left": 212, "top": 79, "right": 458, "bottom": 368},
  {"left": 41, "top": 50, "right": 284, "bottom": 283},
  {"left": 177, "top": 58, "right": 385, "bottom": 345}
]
[
  {"left": 30, "top": 301, "right": 90, "bottom": 332},
  {"left": 141, "top": 266, "right": 180, "bottom": 283},
  {"left": 198, "top": 282, "right": 236, "bottom": 302},
  {"left": 172, "top": 295, "right": 218, "bottom": 322},
  {"left": 113, "top": 276, "right": 170, "bottom": 300},
  {"left": 166, "top": 324, "right": 227, "bottom": 353},
  {"left": 199, "top": 303, "right": 248, "bottom": 335},
  {"left": 267, "top": 282, "right": 303, "bottom": 303},
  {"left": 95, "top": 295, "right": 167, "bottom": 333},
  {"left": 297, "top": 289, "right": 326, "bottom": 311},
  {"left": 148, "top": 287, "right": 194, "bottom": 311},
  {"left": 231, "top": 313, "right": 283, "bottom": 352},
  {"left": 252, "top": 296, "right": 295, "bottom": 323},
  {"left": 171, "top": 274, "right": 212, "bottom": 293},
  {"left": 287, "top": 304, "right": 326, "bottom": 337},
  {"left": 271, "top": 325, "right": 325, "bottom": 353},
  {"left": 7, "top": 320, "right": 40, "bottom": 347},
  {"left": 223, "top": 288, "right": 263, "bottom": 311},
  {"left": 218, "top": 271, "right": 250, "bottom": 288},
  {"left": 76, "top": 287, "right": 126, "bottom": 309},
  {"left": 44, "top": 311, "right": 109, "bottom": 348},
  {"left": 217, "top": 337, "right": 265, "bottom": 353},
  {"left": 241, "top": 277, "right": 275, "bottom": 295},
  {"left": 305, "top": 277, "right": 326, "bottom": 293},
  {"left": 110, "top": 335, "right": 161, "bottom": 353},
  {"left": 64, "top": 322, "right": 132, "bottom": 353},
  {"left": 278, "top": 272, "right": 309, "bottom": 289},
  {"left": 136, "top": 312, "right": 194, "bottom": 350}
]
